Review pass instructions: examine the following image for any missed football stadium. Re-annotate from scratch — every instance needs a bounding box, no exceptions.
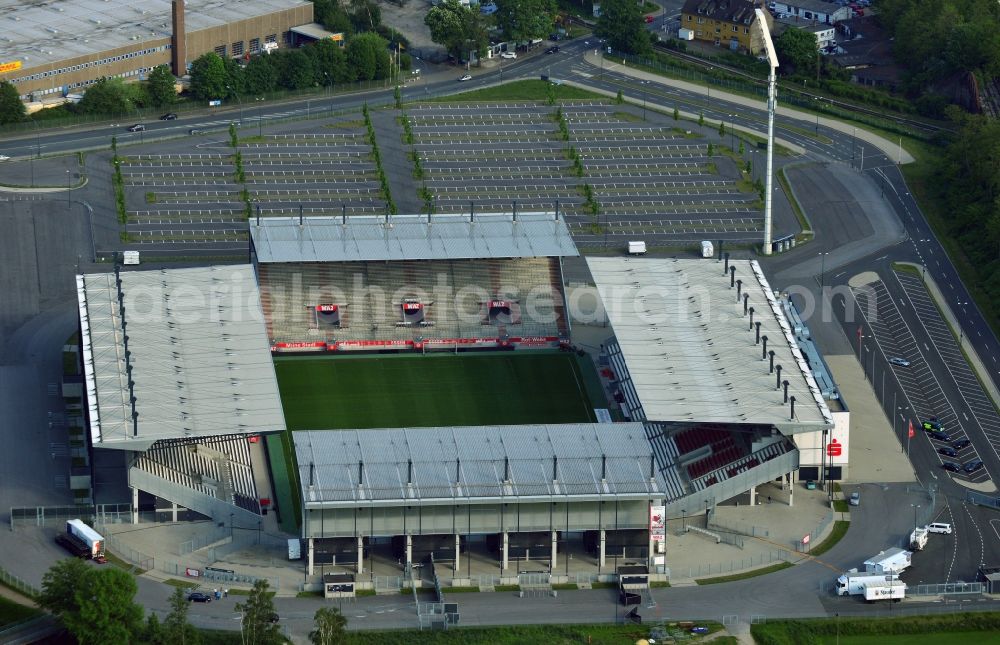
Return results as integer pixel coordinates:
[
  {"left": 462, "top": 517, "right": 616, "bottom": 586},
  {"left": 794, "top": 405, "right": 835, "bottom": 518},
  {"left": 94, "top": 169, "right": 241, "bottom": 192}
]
[{"left": 75, "top": 211, "right": 844, "bottom": 592}]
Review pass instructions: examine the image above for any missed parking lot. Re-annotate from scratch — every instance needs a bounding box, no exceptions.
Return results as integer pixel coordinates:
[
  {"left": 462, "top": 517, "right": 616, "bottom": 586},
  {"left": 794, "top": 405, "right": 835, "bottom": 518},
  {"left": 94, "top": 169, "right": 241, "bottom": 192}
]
[
  {"left": 408, "top": 101, "right": 760, "bottom": 249},
  {"left": 110, "top": 97, "right": 773, "bottom": 254},
  {"left": 119, "top": 117, "right": 383, "bottom": 248},
  {"left": 851, "top": 274, "right": 991, "bottom": 483}
]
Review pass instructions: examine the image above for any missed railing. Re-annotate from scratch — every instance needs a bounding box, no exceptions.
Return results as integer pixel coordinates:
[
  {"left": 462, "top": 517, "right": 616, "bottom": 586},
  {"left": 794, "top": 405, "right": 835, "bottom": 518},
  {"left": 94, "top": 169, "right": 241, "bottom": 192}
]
[
  {"left": 909, "top": 582, "right": 984, "bottom": 596},
  {"left": 96, "top": 525, "right": 155, "bottom": 571},
  {"left": 0, "top": 565, "right": 39, "bottom": 599},
  {"left": 967, "top": 490, "right": 1000, "bottom": 511},
  {"left": 709, "top": 518, "right": 769, "bottom": 538},
  {"left": 673, "top": 550, "right": 792, "bottom": 579},
  {"left": 798, "top": 511, "right": 834, "bottom": 552},
  {"left": 179, "top": 524, "right": 231, "bottom": 555}
]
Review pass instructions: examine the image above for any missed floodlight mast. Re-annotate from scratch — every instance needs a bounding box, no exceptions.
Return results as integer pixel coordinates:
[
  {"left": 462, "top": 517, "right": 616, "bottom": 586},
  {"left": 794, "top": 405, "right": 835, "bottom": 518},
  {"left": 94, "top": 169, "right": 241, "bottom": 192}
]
[{"left": 755, "top": 8, "right": 779, "bottom": 256}]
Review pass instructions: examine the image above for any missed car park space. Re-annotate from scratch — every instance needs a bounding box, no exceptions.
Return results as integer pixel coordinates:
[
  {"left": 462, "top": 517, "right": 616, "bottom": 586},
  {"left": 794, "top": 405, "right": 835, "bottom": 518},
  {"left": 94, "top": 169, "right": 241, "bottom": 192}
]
[{"left": 852, "top": 277, "right": 991, "bottom": 483}]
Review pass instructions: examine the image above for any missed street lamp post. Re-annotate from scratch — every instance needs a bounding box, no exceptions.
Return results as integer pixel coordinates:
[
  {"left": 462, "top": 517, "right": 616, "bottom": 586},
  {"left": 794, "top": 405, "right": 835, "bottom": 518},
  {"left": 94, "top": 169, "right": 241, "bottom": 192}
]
[
  {"left": 956, "top": 300, "right": 969, "bottom": 345},
  {"left": 66, "top": 169, "right": 71, "bottom": 206},
  {"left": 819, "top": 251, "right": 829, "bottom": 288},
  {"left": 911, "top": 504, "right": 920, "bottom": 533},
  {"left": 256, "top": 97, "right": 264, "bottom": 138}
]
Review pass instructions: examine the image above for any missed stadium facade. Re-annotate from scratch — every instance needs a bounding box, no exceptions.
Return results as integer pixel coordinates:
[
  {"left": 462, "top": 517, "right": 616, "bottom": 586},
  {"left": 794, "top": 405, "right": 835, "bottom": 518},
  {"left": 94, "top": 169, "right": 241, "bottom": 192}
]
[
  {"left": 74, "top": 214, "right": 848, "bottom": 582},
  {"left": 1, "top": 0, "right": 313, "bottom": 101}
]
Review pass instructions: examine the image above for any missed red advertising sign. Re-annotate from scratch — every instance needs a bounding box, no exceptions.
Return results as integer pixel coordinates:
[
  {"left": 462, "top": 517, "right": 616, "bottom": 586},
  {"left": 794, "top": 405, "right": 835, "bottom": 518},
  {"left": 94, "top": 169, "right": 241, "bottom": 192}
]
[
  {"left": 402, "top": 302, "right": 423, "bottom": 311},
  {"left": 802, "top": 534, "right": 811, "bottom": 545},
  {"left": 185, "top": 568, "right": 201, "bottom": 577},
  {"left": 335, "top": 340, "right": 414, "bottom": 349},
  {"left": 272, "top": 341, "right": 327, "bottom": 352},
  {"left": 424, "top": 337, "right": 499, "bottom": 345},
  {"left": 489, "top": 300, "right": 509, "bottom": 308},
  {"left": 825, "top": 439, "right": 842, "bottom": 457},
  {"left": 510, "top": 336, "right": 559, "bottom": 345},
  {"left": 315, "top": 304, "right": 338, "bottom": 312}
]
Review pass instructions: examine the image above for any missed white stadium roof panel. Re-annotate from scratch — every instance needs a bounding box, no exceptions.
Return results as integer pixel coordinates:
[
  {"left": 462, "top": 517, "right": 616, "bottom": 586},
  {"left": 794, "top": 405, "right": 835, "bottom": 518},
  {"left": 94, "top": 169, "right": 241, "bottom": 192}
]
[
  {"left": 295, "top": 423, "right": 663, "bottom": 507},
  {"left": 587, "top": 257, "right": 833, "bottom": 433},
  {"left": 76, "top": 264, "right": 286, "bottom": 450},
  {"left": 250, "top": 213, "right": 579, "bottom": 263}
]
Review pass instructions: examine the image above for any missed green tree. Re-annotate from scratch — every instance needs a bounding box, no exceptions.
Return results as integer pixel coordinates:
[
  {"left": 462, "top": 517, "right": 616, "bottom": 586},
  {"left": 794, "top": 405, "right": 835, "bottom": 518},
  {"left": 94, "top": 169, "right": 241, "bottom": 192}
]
[
  {"left": 596, "top": 0, "right": 651, "bottom": 56},
  {"left": 313, "top": 0, "right": 353, "bottom": 34},
  {"left": 718, "top": 120, "right": 726, "bottom": 138},
  {"left": 698, "top": 112, "right": 704, "bottom": 126},
  {"left": 235, "top": 580, "right": 282, "bottom": 645},
  {"left": 78, "top": 77, "right": 132, "bottom": 115},
  {"left": 774, "top": 27, "right": 818, "bottom": 76},
  {"left": 147, "top": 65, "right": 177, "bottom": 107},
  {"left": 425, "top": 0, "right": 487, "bottom": 61},
  {"left": 189, "top": 52, "right": 229, "bottom": 101},
  {"left": 347, "top": 33, "right": 390, "bottom": 81},
  {"left": 349, "top": 0, "right": 381, "bottom": 32},
  {"left": 62, "top": 567, "right": 143, "bottom": 645},
  {"left": 309, "top": 606, "right": 347, "bottom": 645},
  {"left": 162, "top": 586, "right": 200, "bottom": 645},
  {"left": 142, "top": 613, "right": 165, "bottom": 644},
  {"left": 673, "top": 105, "right": 679, "bottom": 121},
  {"left": 244, "top": 55, "right": 279, "bottom": 95},
  {"left": 495, "top": 0, "right": 556, "bottom": 43},
  {"left": 306, "top": 38, "right": 345, "bottom": 87},
  {"left": 39, "top": 558, "right": 91, "bottom": 617},
  {"left": 278, "top": 49, "right": 315, "bottom": 90},
  {"left": 0, "top": 80, "right": 26, "bottom": 124}
]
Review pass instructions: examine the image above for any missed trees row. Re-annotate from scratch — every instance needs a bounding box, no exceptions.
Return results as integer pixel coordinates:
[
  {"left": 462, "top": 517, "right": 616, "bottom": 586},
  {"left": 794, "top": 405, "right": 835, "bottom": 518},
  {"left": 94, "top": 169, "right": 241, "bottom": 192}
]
[
  {"left": 38, "top": 557, "right": 348, "bottom": 645},
  {"left": 188, "top": 34, "right": 397, "bottom": 102}
]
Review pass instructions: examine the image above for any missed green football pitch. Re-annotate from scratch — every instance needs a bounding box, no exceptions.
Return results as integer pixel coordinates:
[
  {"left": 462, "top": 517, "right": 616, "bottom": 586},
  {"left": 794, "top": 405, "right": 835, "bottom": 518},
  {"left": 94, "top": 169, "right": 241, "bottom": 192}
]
[
  {"left": 274, "top": 352, "right": 598, "bottom": 430},
  {"left": 266, "top": 351, "right": 602, "bottom": 532}
]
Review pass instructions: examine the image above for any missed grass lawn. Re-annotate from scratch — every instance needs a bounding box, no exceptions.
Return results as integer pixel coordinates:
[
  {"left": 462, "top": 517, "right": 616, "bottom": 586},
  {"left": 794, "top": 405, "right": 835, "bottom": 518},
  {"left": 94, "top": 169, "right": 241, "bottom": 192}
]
[
  {"left": 809, "top": 520, "right": 850, "bottom": 557},
  {"left": 430, "top": 79, "right": 606, "bottom": 103},
  {"left": 696, "top": 561, "right": 793, "bottom": 585},
  {"left": 752, "top": 614, "right": 1000, "bottom": 645},
  {"left": 268, "top": 352, "right": 597, "bottom": 532},
  {"left": 827, "top": 633, "right": 1000, "bottom": 645},
  {"left": 341, "top": 623, "right": 655, "bottom": 645},
  {"left": 0, "top": 596, "right": 41, "bottom": 628},
  {"left": 274, "top": 352, "right": 596, "bottom": 430}
]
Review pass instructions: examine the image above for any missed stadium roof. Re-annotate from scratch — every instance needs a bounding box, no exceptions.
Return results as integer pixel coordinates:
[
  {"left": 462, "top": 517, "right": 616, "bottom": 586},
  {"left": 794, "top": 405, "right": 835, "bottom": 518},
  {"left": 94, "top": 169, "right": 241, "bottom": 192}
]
[
  {"left": 250, "top": 213, "right": 579, "bottom": 264},
  {"left": 76, "top": 265, "right": 286, "bottom": 451},
  {"left": 1, "top": 0, "right": 311, "bottom": 72},
  {"left": 295, "top": 423, "right": 665, "bottom": 507},
  {"left": 587, "top": 257, "right": 833, "bottom": 434}
]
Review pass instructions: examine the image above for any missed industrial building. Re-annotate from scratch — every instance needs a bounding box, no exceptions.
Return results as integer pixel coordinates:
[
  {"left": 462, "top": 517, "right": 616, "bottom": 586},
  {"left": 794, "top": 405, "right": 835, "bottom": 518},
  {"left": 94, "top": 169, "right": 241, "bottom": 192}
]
[{"left": 1, "top": 0, "right": 313, "bottom": 101}]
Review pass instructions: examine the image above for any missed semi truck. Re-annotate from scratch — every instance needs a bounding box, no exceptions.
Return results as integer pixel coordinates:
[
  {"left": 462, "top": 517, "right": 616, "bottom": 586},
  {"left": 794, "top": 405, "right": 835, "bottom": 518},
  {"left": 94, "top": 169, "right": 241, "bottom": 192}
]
[
  {"left": 862, "top": 579, "right": 906, "bottom": 602},
  {"left": 835, "top": 569, "right": 903, "bottom": 598},
  {"left": 62, "top": 519, "right": 106, "bottom": 561},
  {"left": 909, "top": 526, "right": 929, "bottom": 551},
  {"left": 864, "top": 547, "right": 911, "bottom": 574}
]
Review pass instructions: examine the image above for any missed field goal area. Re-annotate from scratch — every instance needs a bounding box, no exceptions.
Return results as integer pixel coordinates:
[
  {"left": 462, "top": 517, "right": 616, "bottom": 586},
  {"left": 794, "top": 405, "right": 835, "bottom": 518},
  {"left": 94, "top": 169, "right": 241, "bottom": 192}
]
[{"left": 266, "top": 351, "right": 605, "bottom": 532}]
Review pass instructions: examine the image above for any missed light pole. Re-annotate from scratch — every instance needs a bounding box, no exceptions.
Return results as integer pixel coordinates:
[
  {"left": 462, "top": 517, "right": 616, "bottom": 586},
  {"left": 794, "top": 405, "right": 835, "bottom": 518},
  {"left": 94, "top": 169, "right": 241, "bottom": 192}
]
[
  {"left": 851, "top": 126, "right": 856, "bottom": 164},
  {"left": 956, "top": 300, "right": 969, "bottom": 345},
  {"left": 911, "top": 504, "right": 920, "bottom": 533},
  {"left": 819, "top": 251, "right": 829, "bottom": 288},
  {"left": 66, "top": 169, "right": 71, "bottom": 206},
  {"left": 255, "top": 97, "right": 264, "bottom": 138}
]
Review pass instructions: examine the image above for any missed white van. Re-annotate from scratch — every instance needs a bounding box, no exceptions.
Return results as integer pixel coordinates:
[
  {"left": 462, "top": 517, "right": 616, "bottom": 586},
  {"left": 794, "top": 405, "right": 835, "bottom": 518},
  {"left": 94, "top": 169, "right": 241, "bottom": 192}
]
[{"left": 926, "top": 523, "right": 952, "bottom": 534}]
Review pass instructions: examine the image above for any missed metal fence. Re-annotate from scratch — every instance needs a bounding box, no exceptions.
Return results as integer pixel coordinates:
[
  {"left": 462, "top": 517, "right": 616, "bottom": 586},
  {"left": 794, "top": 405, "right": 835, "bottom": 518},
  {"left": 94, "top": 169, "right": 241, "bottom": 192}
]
[
  {"left": 798, "top": 511, "right": 834, "bottom": 552},
  {"left": 10, "top": 503, "right": 132, "bottom": 529},
  {"left": 967, "top": 490, "right": 1000, "bottom": 511},
  {"left": 709, "top": 518, "right": 769, "bottom": 538},
  {"left": 673, "top": 549, "right": 792, "bottom": 579},
  {"left": 96, "top": 525, "right": 155, "bottom": 571},
  {"left": 909, "top": 582, "right": 984, "bottom": 596},
  {"left": 0, "top": 565, "right": 39, "bottom": 599},
  {"left": 179, "top": 525, "right": 231, "bottom": 555}
]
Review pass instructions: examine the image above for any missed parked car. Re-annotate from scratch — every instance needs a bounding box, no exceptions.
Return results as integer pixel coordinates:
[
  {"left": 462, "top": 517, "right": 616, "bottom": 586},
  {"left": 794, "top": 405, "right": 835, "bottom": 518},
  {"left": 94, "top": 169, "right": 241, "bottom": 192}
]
[
  {"left": 938, "top": 446, "right": 958, "bottom": 458},
  {"left": 805, "top": 480, "right": 817, "bottom": 490},
  {"left": 0, "top": 155, "right": 10, "bottom": 161},
  {"left": 941, "top": 462, "right": 961, "bottom": 473},
  {"left": 188, "top": 592, "right": 212, "bottom": 603},
  {"left": 268, "top": 613, "right": 279, "bottom": 623},
  {"left": 458, "top": 74, "right": 472, "bottom": 82},
  {"left": 929, "top": 432, "right": 953, "bottom": 442},
  {"left": 159, "top": 113, "right": 177, "bottom": 120},
  {"left": 500, "top": 51, "right": 517, "bottom": 59},
  {"left": 127, "top": 124, "right": 146, "bottom": 132},
  {"left": 963, "top": 460, "right": 984, "bottom": 473},
  {"left": 645, "top": 14, "right": 654, "bottom": 22},
  {"left": 545, "top": 46, "right": 560, "bottom": 54},
  {"left": 922, "top": 418, "right": 943, "bottom": 432},
  {"left": 927, "top": 522, "right": 953, "bottom": 534},
  {"left": 849, "top": 492, "right": 860, "bottom": 506},
  {"left": 952, "top": 438, "right": 972, "bottom": 449},
  {"left": 889, "top": 357, "right": 910, "bottom": 367}
]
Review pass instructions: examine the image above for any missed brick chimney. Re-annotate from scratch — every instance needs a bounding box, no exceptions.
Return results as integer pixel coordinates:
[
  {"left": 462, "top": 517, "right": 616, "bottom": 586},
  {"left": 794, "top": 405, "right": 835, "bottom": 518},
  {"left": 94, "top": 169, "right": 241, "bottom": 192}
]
[{"left": 171, "top": 0, "right": 186, "bottom": 77}]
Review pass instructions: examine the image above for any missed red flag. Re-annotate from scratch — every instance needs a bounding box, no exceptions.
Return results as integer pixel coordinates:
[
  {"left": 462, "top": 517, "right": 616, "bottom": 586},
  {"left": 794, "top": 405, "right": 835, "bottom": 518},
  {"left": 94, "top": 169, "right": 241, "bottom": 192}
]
[{"left": 908, "top": 420, "right": 915, "bottom": 439}]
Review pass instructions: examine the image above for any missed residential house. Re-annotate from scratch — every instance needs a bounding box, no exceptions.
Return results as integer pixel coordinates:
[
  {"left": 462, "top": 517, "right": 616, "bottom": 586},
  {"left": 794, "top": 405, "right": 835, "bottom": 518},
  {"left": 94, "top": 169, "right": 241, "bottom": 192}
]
[
  {"left": 768, "top": 0, "right": 851, "bottom": 24},
  {"left": 679, "top": 0, "right": 775, "bottom": 54},
  {"left": 831, "top": 16, "right": 901, "bottom": 89},
  {"left": 799, "top": 23, "right": 837, "bottom": 48}
]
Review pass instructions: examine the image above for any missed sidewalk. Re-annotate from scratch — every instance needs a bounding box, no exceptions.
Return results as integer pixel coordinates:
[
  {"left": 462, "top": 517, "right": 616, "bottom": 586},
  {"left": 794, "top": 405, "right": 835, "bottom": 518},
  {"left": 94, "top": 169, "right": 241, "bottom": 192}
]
[{"left": 580, "top": 50, "right": 915, "bottom": 164}]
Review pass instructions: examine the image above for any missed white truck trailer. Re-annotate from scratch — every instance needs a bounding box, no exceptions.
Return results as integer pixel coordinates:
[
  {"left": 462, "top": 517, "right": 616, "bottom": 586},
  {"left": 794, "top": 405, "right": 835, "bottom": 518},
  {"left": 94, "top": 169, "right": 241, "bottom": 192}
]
[
  {"left": 863, "top": 579, "right": 906, "bottom": 602},
  {"left": 864, "top": 547, "right": 912, "bottom": 574},
  {"left": 835, "top": 569, "right": 901, "bottom": 597},
  {"left": 909, "top": 526, "right": 929, "bottom": 551},
  {"left": 66, "top": 519, "right": 106, "bottom": 559}
]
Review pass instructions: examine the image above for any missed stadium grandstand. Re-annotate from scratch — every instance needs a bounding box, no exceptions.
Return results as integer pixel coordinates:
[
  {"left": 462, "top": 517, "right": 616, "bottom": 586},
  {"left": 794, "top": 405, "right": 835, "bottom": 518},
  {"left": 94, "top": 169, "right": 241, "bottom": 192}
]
[
  {"left": 76, "top": 264, "right": 285, "bottom": 524},
  {"left": 587, "top": 256, "right": 839, "bottom": 520},
  {"left": 250, "top": 213, "right": 578, "bottom": 352}
]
